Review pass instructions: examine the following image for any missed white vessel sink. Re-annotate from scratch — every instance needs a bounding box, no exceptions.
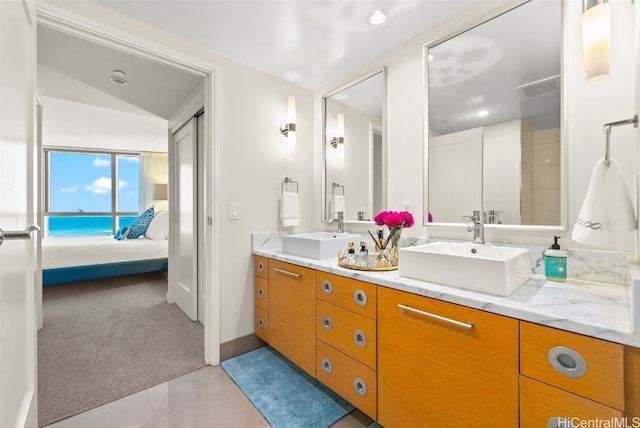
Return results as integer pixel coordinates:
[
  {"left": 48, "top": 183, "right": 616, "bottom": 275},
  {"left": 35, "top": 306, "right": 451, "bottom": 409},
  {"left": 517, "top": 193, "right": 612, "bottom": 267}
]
[
  {"left": 282, "top": 232, "right": 360, "bottom": 260},
  {"left": 398, "top": 242, "right": 532, "bottom": 296}
]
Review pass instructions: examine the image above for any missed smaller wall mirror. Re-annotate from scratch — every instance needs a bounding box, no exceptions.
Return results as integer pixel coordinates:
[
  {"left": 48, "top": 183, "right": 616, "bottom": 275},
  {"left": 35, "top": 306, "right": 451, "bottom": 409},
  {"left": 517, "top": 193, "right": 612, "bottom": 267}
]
[
  {"left": 424, "top": 0, "right": 563, "bottom": 228},
  {"left": 323, "top": 68, "right": 386, "bottom": 223}
]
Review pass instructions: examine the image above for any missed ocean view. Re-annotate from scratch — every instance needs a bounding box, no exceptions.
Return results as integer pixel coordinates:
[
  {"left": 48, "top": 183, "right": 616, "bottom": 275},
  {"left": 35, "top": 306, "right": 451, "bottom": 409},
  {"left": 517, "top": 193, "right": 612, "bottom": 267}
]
[{"left": 48, "top": 216, "right": 136, "bottom": 238}]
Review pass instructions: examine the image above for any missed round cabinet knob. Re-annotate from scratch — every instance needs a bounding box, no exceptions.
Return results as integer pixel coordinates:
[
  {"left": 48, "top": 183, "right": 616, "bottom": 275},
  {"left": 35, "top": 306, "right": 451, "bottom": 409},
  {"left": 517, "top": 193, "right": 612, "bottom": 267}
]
[
  {"left": 257, "top": 261, "right": 264, "bottom": 272},
  {"left": 353, "top": 289, "right": 368, "bottom": 307},
  {"left": 547, "top": 346, "right": 587, "bottom": 378},
  {"left": 353, "top": 378, "right": 367, "bottom": 397},
  {"left": 258, "top": 288, "right": 264, "bottom": 298},
  {"left": 258, "top": 319, "right": 265, "bottom": 329},
  {"left": 353, "top": 330, "right": 367, "bottom": 348},
  {"left": 322, "top": 280, "right": 333, "bottom": 295},
  {"left": 322, "top": 357, "right": 333, "bottom": 374},
  {"left": 322, "top": 316, "right": 333, "bottom": 331}
]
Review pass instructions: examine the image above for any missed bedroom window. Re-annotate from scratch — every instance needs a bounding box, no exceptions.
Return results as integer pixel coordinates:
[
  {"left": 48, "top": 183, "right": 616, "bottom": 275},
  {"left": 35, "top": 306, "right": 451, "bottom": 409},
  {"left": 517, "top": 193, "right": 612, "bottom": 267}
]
[{"left": 44, "top": 149, "right": 140, "bottom": 238}]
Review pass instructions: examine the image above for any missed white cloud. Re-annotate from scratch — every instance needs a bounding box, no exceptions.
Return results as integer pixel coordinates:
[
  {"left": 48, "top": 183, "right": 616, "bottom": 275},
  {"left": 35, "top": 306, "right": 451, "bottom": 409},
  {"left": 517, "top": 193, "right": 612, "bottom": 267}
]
[
  {"left": 119, "top": 180, "right": 127, "bottom": 189},
  {"left": 84, "top": 177, "right": 111, "bottom": 194},
  {"left": 93, "top": 158, "right": 110, "bottom": 168},
  {"left": 60, "top": 185, "right": 79, "bottom": 193},
  {"left": 121, "top": 157, "right": 139, "bottom": 163}
]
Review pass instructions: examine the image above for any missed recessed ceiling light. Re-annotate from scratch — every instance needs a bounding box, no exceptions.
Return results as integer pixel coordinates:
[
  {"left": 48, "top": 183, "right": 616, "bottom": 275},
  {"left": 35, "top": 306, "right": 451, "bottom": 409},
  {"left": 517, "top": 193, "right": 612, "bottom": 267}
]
[
  {"left": 477, "top": 110, "right": 489, "bottom": 117},
  {"left": 368, "top": 10, "right": 387, "bottom": 26},
  {"left": 110, "top": 69, "right": 128, "bottom": 86}
]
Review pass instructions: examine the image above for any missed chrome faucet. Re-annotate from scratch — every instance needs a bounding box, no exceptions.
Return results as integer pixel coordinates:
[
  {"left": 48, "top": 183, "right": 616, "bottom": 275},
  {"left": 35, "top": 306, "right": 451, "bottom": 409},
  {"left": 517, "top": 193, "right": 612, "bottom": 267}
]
[
  {"left": 465, "top": 210, "right": 485, "bottom": 244},
  {"left": 330, "top": 211, "right": 344, "bottom": 233}
]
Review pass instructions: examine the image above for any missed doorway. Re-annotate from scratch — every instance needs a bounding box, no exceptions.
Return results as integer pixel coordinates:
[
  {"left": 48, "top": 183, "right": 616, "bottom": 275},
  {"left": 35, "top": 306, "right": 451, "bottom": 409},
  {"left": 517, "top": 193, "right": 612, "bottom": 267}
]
[{"left": 35, "top": 7, "right": 219, "bottom": 424}]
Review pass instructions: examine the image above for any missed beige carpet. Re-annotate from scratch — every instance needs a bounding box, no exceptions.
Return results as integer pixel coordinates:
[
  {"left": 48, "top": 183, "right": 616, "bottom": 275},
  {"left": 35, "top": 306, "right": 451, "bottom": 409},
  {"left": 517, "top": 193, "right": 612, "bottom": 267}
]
[{"left": 38, "top": 273, "right": 205, "bottom": 427}]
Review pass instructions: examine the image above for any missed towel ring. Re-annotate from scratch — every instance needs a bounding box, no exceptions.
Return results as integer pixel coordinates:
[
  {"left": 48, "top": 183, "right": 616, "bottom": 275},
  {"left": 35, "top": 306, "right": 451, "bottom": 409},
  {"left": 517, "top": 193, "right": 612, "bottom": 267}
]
[
  {"left": 331, "top": 182, "right": 344, "bottom": 196},
  {"left": 603, "top": 115, "right": 638, "bottom": 167},
  {"left": 282, "top": 177, "right": 299, "bottom": 194}
]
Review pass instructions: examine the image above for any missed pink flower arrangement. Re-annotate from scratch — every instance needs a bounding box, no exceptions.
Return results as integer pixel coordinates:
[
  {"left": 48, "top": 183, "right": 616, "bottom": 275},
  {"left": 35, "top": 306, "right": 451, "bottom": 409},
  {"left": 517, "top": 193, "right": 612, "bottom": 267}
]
[{"left": 374, "top": 210, "right": 415, "bottom": 229}]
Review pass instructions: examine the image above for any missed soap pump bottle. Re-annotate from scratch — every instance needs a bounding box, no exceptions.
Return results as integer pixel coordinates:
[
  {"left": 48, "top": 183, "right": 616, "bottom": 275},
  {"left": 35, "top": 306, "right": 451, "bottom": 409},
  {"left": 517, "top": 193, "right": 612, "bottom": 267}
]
[{"left": 545, "top": 236, "right": 567, "bottom": 282}]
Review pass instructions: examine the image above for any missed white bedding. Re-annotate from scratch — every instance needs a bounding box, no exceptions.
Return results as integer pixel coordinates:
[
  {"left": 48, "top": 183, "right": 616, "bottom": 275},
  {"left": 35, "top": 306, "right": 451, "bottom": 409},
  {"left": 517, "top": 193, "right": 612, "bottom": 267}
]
[{"left": 42, "top": 236, "right": 168, "bottom": 269}]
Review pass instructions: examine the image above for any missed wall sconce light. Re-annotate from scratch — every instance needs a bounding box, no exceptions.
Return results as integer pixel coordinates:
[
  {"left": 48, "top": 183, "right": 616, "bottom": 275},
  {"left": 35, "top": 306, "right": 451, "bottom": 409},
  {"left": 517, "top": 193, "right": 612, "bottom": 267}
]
[
  {"left": 330, "top": 113, "right": 345, "bottom": 168},
  {"left": 280, "top": 96, "right": 296, "bottom": 160},
  {"left": 582, "top": 0, "right": 610, "bottom": 81}
]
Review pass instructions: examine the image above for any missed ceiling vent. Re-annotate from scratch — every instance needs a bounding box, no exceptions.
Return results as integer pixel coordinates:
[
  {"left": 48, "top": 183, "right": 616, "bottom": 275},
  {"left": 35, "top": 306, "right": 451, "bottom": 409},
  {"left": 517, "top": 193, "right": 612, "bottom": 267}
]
[{"left": 513, "top": 74, "right": 560, "bottom": 100}]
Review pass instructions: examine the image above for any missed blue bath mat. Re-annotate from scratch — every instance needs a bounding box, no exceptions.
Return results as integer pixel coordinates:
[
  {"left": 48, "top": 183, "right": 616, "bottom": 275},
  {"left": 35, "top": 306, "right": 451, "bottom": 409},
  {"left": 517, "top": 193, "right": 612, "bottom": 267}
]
[{"left": 221, "top": 346, "right": 354, "bottom": 428}]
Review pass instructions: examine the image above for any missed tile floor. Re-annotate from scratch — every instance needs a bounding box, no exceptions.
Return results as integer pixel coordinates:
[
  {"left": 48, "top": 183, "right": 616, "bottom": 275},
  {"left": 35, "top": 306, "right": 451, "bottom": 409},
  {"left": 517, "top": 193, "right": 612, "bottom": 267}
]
[{"left": 45, "top": 365, "right": 373, "bottom": 428}]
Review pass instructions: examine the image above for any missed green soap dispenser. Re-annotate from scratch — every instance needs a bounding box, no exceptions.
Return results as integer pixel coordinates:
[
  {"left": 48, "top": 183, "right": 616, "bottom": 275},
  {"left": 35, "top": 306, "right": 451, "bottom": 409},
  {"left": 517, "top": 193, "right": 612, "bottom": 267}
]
[{"left": 545, "top": 236, "right": 567, "bottom": 282}]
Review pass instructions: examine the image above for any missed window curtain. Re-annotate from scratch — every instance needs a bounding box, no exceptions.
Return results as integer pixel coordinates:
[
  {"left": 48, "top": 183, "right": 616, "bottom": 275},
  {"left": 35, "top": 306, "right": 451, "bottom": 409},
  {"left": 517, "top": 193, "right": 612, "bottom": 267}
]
[{"left": 139, "top": 152, "right": 168, "bottom": 213}]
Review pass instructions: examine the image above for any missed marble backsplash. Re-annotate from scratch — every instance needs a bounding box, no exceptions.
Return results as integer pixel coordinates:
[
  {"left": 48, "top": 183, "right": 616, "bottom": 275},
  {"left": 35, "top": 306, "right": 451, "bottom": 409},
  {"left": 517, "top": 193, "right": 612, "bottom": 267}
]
[{"left": 252, "top": 232, "right": 632, "bottom": 286}]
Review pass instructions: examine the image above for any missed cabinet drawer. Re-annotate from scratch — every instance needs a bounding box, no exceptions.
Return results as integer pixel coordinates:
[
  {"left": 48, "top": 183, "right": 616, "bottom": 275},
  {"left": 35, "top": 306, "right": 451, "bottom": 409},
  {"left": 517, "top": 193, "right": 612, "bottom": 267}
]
[
  {"left": 255, "top": 276, "right": 268, "bottom": 311},
  {"left": 520, "top": 376, "right": 622, "bottom": 427},
  {"left": 378, "top": 286, "right": 519, "bottom": 428},
  {"left": 254, "top": 255, "right": 269, "bottom": 279},
  {"left": 520, "top": 321, "right": 623, "bottom": 409},
  {"left": 316, "top": 300, "right": 376, "bottom": 369},
  {"left": 316, "top": 340, "right": 377, "bottom": 420},
  {"left": 254, "top": 306, "right": 268, "bottom": 342},
  {"left": 316, "top": 273, "right": 377, "bottom": 320}
]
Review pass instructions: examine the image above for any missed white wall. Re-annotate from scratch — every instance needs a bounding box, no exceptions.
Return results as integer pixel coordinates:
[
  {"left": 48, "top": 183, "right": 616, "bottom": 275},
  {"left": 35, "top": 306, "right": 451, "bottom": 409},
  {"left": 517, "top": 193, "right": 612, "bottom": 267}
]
[
  {"left": 41, "top": 96, "right": 168, "bottom": 152},
  {"left": 315, "top": 0, "right": 638, "bottom": 254}
]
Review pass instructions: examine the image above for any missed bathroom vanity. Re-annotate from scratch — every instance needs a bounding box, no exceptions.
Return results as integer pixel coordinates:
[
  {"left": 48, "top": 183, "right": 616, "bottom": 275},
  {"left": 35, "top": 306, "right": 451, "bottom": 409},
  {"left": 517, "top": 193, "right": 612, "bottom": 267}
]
[{"left": 253, "top": 238, "right": 640, "bottom": 427}]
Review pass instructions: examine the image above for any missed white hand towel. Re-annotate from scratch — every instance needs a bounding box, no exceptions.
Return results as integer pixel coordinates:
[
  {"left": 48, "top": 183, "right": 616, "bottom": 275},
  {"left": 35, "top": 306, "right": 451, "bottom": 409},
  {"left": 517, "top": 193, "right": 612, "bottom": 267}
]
[
  {"left": 572, "top": 158, "right": 637, "bottom": 246},
  {"left": 281, "top": 191, "right": 300, "bottom": 227},
  {"left": 331, "top": 195, "right": 345, "bottom": 215}
]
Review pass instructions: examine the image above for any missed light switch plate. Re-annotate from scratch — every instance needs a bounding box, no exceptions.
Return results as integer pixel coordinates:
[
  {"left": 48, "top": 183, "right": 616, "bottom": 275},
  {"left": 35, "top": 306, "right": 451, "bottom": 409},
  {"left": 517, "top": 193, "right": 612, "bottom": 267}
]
[{"left": 229, "top": 203, "right": 240, "bottom": 220}]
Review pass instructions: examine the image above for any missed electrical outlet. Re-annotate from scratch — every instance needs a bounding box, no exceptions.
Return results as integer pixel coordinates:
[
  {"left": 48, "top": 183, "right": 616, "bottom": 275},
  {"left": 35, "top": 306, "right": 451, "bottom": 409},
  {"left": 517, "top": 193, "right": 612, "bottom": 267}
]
[{"left": 402, "top": 201, "right": 412, "bottom": 212}]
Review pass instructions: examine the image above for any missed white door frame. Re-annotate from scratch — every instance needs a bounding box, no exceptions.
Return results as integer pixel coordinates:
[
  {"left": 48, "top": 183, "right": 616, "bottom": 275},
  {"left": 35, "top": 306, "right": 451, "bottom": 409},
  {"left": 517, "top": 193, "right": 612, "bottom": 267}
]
[{"left": 35, "top": 4, "right": 221, "bottom": 365}]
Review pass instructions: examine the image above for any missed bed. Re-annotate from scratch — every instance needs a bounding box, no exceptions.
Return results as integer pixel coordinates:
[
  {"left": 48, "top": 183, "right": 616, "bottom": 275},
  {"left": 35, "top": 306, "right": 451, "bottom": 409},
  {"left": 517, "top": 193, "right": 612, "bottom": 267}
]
[{"left": 42, "top": 236, "right": 168, "bottom": 286}]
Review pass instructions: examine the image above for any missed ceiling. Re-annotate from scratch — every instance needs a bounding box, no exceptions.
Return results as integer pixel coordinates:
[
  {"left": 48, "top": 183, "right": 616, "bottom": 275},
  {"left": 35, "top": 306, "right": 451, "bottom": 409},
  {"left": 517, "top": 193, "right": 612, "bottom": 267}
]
[
  {"left": 93, "top": 0, "right": 482, "bottom": 91},
  {"left": 37, "top": 25, "right": 204, "bottom": 120},
  {"left": 38, "top": 0, "right": 559, "bottom": 132}
]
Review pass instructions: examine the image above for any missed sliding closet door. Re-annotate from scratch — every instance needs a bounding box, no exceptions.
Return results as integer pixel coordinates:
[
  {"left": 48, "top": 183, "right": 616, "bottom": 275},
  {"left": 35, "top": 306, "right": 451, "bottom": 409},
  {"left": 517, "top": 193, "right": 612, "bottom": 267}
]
[{"left": 173, "top": 118, "right": 198, "bottom": 321}]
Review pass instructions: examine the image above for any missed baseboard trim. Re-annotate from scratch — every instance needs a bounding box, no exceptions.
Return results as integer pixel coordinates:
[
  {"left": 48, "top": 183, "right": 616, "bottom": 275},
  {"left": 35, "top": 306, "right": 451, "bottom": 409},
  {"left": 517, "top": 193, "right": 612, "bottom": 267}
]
[{"left": 220, "top": 334, "right": 266, "bottom": 361}]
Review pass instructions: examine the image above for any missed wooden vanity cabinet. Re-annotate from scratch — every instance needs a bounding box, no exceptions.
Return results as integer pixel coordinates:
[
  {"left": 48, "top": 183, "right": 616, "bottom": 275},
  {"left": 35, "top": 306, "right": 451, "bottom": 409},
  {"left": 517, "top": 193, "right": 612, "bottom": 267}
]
[
  {"left": 267, "top": 259, "right": 316, "bottom": 377},
  {"left": 377, "top": 286, "right": 519, "bottom": 428}
]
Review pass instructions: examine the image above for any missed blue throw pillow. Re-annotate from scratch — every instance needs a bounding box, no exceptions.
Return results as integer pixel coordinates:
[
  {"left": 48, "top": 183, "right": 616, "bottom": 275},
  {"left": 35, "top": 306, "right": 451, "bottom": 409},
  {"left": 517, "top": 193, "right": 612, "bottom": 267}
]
[
  {"left": 114, "top": 226, "right": 130, "bottom": 240},
  {"left": 127, "top": 206, "right": 155, "bottom": 239}
]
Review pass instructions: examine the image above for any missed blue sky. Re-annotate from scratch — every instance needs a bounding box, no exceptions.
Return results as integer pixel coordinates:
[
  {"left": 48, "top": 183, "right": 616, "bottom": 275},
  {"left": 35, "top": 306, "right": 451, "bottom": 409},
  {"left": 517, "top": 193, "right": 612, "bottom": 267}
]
[{"left": 50, "top": 152, "right": 139, "bottom": 213}]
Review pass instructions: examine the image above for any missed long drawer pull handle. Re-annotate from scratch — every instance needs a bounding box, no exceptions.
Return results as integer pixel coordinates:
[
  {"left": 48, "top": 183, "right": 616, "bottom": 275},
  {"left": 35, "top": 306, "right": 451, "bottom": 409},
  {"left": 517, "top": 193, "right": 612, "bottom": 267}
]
[
  {"left": 398, "top": 304, "right": 473, "bottom": 331},
  {"left": 273, "top": 267, "right": 301, "bottom": 278}
]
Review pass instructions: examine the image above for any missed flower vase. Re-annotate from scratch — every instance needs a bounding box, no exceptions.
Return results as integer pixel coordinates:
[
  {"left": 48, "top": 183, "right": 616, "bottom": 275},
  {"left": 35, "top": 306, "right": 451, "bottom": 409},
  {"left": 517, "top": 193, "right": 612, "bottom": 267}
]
[{"left": 389, "top": 227, "right": 402, "bottom": 266}]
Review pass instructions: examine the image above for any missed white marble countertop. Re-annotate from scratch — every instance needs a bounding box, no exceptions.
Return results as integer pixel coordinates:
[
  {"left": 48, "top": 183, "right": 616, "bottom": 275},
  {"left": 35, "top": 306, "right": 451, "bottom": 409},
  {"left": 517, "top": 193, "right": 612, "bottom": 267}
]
[{"left": 253, "top": 238, "right": 638, "bottom": 348}]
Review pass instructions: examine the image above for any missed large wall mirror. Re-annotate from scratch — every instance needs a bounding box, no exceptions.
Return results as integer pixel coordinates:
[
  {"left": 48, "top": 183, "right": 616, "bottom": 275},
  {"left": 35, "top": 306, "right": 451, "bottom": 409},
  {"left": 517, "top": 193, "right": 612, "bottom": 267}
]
[
  {"left": 424, "top": 0, "right": 564, "bottom": 228},
  {"left": 323, "top": 67, "right": 386, "bottom": 223}
]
